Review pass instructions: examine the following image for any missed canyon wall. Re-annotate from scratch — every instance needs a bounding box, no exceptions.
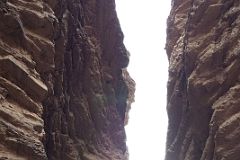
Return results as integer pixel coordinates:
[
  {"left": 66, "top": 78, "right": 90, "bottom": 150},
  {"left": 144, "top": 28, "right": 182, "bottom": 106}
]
[
  {"left": 166, "top": 0, "right": 240, "bottom": 159},
  {"left": 0, "top": 0, "right": 134, "bottom": 160}
]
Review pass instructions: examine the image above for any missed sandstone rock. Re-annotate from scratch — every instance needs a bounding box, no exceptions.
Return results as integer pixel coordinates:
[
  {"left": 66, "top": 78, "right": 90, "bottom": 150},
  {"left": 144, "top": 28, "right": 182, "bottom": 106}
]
[
  {"left": 0, "top": 0, "right": 134, "bottom": 160},
  {"left": 166, "top": 0, "right": 240, "bottom": 159}
]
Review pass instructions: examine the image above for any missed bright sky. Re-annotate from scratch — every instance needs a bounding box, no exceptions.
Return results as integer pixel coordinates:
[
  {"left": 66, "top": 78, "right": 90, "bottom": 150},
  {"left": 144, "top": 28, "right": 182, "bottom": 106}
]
[{"left": 115, "top": 1, "right": 171, "bottom": 160}]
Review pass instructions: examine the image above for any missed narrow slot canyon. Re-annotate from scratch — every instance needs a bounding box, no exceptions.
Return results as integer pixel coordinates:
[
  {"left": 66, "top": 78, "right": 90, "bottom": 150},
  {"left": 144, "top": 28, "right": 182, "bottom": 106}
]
[
  {"left": 116, "top": 1, "right": 171, "bottom": 159},
  {"left": 1, "top": 0, "right": 240, "bottom": 160}
]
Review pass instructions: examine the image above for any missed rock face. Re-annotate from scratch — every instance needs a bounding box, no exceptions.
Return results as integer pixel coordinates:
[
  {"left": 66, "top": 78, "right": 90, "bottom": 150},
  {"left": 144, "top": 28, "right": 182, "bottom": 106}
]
[
  {"left": 166, "top": 0, "right": 240, "bottom": 159},
  {"left": 0, "top": 0, "right": 134, "bottom": 160}
]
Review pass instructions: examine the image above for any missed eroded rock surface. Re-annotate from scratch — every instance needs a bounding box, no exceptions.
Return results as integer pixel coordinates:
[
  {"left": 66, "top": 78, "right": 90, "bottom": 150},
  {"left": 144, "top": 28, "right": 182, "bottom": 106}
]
[
  {"left": 166, "top": 0, "right": 240, "bottom": 160},
  {"left": 0, "top": 0, "right": 134, "bottom": 160}
]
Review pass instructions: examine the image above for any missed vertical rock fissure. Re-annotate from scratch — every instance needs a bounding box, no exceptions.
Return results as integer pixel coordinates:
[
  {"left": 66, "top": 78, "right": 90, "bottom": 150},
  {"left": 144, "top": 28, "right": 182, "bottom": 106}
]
[
  {"left": 181, "top": 0, "right": 215, "bottom": 158},
  {"left": 165, "top": 1, "right": 196, "bottom": 158}
]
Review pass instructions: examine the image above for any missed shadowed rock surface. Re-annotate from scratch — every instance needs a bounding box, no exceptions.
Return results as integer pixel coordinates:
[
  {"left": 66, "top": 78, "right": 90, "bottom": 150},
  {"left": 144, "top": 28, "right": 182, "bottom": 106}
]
[
  {"left": 0, "top": 0, "right": 134, "bottom": 160},
  {"left": 166, "top": 0, "right": 240, "bottom": 159}
]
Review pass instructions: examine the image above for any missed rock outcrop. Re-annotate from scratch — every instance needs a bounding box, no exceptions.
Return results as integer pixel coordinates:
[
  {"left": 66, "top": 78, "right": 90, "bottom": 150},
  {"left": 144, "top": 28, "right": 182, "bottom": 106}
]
[
  {"left": 0, "top": 0, "right": 134, "bottom": 160},
  {"left": 166, "top": 0, "right": 240, "bottom": 159}
]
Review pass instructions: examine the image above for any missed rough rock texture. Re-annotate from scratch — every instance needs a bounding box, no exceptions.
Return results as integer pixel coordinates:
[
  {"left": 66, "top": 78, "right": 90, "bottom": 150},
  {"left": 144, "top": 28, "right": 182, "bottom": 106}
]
[
  {"left": 166, "top": 0, "right": 240, "bottom": 160},
  {"left": 0, "top": 0, "right": 134, "bottom": 160}
]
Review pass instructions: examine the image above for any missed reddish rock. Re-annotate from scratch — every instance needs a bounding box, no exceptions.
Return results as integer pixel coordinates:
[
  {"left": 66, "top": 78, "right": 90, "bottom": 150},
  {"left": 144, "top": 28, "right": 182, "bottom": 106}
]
[
  {"left": 166, "top": 0, "right": 240, "bottom": 159},
  {"left": 0, "top": 0, "right": 134, "bottom": 160}
]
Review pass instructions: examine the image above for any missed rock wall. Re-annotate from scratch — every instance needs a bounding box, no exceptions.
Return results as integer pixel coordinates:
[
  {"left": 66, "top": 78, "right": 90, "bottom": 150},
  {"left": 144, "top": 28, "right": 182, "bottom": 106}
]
[
  {"left": 0, "top": 0, "right": 134, "bottom": 160},
  {"left": 166, "top": 0, "right": 240, "bottom": 159}
]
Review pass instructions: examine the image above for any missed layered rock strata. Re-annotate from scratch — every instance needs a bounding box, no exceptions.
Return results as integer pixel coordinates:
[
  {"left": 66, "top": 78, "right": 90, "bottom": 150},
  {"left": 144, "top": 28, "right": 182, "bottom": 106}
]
[
  {"left": 0, "top": 0, "right": 134, "bottom": 160},
  {"left": 166, "top": 0, "right": 240, "bottom": 159}
]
